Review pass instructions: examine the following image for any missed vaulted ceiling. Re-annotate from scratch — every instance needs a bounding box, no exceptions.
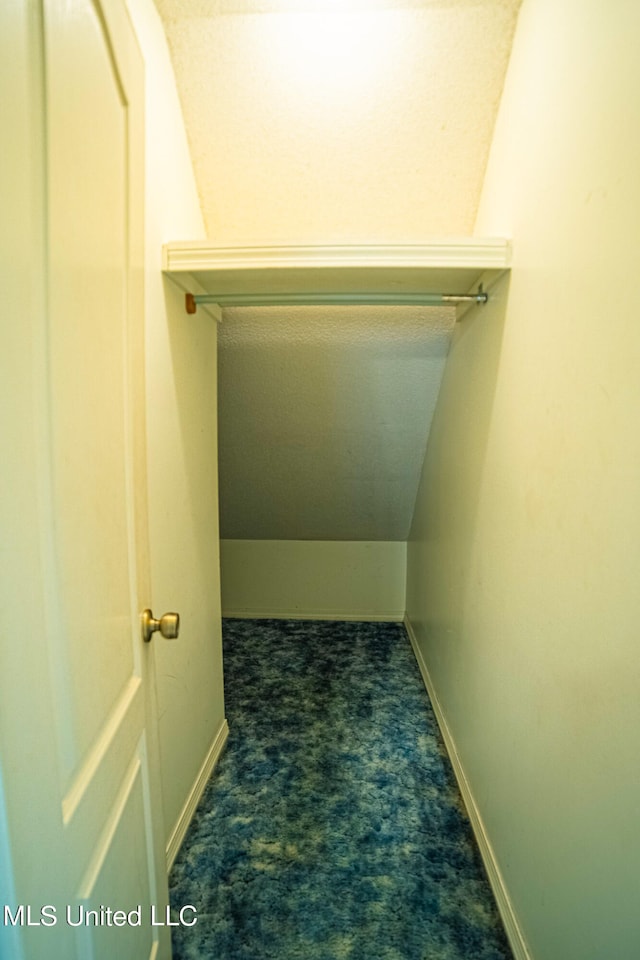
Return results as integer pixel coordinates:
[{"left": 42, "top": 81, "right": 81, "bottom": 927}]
[
  {"left": 154, "top": 0, "right": 521, "bottom": 541},
  {"left": 217, "top": 304, "right": 455, "bottom": 540}
]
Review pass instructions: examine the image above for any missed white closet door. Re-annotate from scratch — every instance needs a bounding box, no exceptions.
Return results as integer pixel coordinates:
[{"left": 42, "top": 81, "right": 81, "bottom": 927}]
[{"left": 0, "top": 1, "right": 171, "bottom": 958}]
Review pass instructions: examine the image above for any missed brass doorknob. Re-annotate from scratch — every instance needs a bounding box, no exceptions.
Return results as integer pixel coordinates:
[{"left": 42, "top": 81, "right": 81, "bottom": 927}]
[{"left": 141, "top": 609, "right": 180, "bottom": 643}]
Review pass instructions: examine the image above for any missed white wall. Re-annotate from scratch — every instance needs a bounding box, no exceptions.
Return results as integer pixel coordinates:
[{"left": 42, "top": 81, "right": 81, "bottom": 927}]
[
  {"left": 221, "top": 540, "right": 406, "bottom": 621},
  {"left": 406, "top": 2, "right": 640, "bottom": 958},
  {"left": 126, "top": 0, "right": 226, "bottom": 858}
]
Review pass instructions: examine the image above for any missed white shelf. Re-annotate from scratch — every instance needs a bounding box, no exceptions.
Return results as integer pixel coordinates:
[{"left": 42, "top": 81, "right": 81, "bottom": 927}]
[{"left": 162, "top": 239, "right": 511, "bottom": 311}]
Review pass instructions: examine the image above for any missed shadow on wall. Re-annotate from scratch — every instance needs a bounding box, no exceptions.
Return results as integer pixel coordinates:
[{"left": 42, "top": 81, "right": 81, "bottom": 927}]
[
  {"left": 216, "top": 304, "right": 456, "bottom": 542},
  {"left": 162, "top": 274, "right": 221, "bottom": 581},
  {"left": 407, "top": 273, "right": 511, "bottom": 622}
]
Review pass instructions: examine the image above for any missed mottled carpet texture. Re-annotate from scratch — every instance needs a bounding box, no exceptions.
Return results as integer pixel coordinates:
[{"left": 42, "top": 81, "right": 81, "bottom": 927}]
[{"left": 170, "top": 619, "right": 513, "bottom": 960}]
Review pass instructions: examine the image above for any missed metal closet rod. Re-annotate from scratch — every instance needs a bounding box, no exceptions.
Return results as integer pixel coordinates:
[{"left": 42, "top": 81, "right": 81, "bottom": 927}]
[{"left": 185, "top": 287, "right": 488, "bottom": 313}]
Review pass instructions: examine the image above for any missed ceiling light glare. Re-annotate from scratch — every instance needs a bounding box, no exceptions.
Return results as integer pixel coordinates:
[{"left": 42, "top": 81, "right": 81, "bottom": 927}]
[{"left": 265, "top": 9, "right": 394, "bottom": 103}]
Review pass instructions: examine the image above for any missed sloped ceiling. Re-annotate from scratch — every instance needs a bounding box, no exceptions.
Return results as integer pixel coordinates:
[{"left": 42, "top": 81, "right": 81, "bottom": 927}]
[
  {"left": 154, "top": 0, "right": 521, "bottom": 243},
  {"left": 154, "top": 0, "right": 521, "bottom": 541},
  {"left": 217, "top": 305, "right": 455, "bottom": 539}
]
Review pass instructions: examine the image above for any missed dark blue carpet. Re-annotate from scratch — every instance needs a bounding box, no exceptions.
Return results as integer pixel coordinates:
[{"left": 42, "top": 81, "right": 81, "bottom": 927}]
[{"left": 169, "top": 619, "right": 513, "bottom": 960}]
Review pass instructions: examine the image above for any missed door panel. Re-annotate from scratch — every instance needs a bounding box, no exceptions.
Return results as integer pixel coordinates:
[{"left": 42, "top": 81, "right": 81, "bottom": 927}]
[
  {"left": 46, "top": 0, "right": 138, "bottom": 788},
  {"left": 72, "top": 738, "right": 157, "bottom": 960},
  {"left": 0, "top": 0, "right": 171, "bottom": 957}
]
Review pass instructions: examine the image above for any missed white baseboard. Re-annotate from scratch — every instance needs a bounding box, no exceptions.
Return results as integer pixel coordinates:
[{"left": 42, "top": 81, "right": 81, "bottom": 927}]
[
  {"left": 403, "top": 616, "right": 531, "bottom": 960},
  {"left": 222, "top": 610, "right": 404, "bottom": 622},
  {"left": 165, "top": 718, "right": 229, "bottom": 873}
]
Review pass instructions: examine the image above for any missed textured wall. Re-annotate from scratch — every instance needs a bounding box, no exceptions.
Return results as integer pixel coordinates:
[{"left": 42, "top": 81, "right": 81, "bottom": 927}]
[
  {"left": 406, "top": 0, "right": 640, "bottom": 957},
  {"left": 218, "top": 304, "right": 454, "bottom": 540},
  {"left": 154, "top": 0, "right": 521, "bottom": 244}
]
